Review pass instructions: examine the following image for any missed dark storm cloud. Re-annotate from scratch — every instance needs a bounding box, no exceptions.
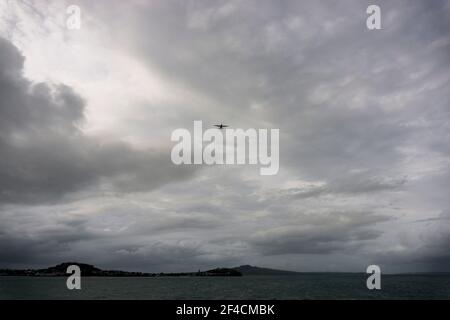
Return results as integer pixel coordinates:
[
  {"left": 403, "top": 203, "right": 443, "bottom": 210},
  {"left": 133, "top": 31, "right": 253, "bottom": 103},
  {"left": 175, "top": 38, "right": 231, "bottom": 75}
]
[
  {"left": 0, "top": 205, "right": 237, "bottom": 271},
  {"left": 0, "top": 200, "right": 230, "bottom": 270},
  {"left": 0, "top": 230, "right": 212, "bottom": 272},
  {"left": 370, "top": 232, "right": 450, "bottom": 273},
  {"left": 0, "top": 211, "right": 99, "bottom": 267},
  {"left": 0, "top": 37, "right": 194, "bottom": 204}
]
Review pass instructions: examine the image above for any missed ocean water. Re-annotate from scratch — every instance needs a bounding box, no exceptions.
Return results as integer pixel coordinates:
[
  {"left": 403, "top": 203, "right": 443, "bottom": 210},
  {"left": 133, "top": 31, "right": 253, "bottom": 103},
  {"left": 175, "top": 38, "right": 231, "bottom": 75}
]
[{"left": 1, "top": 274, "right": 449, "bottom": 300}]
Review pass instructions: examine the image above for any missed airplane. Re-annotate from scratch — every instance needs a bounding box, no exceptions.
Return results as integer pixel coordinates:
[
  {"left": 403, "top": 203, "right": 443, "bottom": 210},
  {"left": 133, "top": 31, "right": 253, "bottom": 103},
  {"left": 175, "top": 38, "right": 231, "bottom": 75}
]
[{"left": 213, "top": 123, "right": 229, "bottom": 129}]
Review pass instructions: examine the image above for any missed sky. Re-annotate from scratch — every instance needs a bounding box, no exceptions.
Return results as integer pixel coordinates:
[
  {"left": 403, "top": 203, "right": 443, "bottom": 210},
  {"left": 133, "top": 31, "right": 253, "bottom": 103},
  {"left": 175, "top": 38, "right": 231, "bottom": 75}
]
[{"left": 0, "top": 0, "right": 449, "bottom": 273}]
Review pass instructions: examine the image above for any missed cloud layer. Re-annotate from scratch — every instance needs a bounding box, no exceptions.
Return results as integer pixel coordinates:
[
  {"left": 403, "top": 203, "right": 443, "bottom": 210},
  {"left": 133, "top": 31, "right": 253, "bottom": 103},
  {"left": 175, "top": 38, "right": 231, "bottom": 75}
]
[{"left": 0, "top": 0, "right": 449, "bottom": 273}]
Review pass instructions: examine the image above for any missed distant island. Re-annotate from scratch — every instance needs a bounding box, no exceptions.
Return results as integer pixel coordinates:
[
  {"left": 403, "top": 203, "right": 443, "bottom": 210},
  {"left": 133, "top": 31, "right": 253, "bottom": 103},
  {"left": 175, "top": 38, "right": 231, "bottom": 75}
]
[
  {"left": 0, "top": 262, "right": 241, "bottom": 277},
  {"left": 233, "top": 265, "right": 302, "bottom": 275},
  {"left": 0, "top": 263, "right": 303, "bottom": 277}
]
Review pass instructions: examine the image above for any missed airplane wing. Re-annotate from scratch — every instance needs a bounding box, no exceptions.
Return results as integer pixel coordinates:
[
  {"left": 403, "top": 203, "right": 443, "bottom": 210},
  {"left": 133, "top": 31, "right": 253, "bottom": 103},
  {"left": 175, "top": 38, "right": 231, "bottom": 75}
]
[
  {"left": 213, "top": 125, "right": 221, "bottom": 128},
  {"left": 222, "top": 125, "right": 229, "bottom": 127}
]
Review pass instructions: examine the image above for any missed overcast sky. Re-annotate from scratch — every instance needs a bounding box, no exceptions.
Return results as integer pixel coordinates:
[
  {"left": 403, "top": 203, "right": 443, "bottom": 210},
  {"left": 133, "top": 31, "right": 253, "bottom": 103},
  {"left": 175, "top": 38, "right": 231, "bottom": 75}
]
[{"left": 0, "top": 0, "right": 449, "bottom": 273}]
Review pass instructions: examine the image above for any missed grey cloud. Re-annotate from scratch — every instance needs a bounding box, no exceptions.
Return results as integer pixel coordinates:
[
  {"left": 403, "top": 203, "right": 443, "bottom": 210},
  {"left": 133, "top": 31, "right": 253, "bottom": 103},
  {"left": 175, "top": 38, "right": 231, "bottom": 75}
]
[
  {"left": 0, "top": 201, "right": 229, "bottom": 270},
  {"left": 0, "top": 229, "right": 210, "bottom": 272},
  {"left": 278, "top": 172, "right": 406, "bottom": 200},
  {"left": 249, "top": 211, "right": 390, "bottom": 255},
  {"left": 95, "top": 0, "right": 450, "bottom": 181},
  {"left": 14, "top": 0, "right": 450, "bottom": 175},
  {"left": 0, "top": 37, "right": 194, "bottom": 204},
  {"left": 369, "top": 234, "right": 450, "bottom": 273},
  {"left": 0, "top": 221, "right": 98, "bottom": 267}
]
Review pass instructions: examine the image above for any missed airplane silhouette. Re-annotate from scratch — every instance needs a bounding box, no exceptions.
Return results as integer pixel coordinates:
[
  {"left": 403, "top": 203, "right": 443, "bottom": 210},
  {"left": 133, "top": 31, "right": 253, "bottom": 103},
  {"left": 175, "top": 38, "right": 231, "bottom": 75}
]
[{"left": 213, "top": 124, "right": 229, "bottom": 129}]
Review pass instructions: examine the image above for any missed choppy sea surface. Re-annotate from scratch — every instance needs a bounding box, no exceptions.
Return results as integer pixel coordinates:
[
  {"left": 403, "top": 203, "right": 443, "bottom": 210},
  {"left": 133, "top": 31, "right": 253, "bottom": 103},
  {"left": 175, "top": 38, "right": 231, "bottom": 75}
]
[{"left": 1, "top": 274, "right": 449, "bottom": 299}]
